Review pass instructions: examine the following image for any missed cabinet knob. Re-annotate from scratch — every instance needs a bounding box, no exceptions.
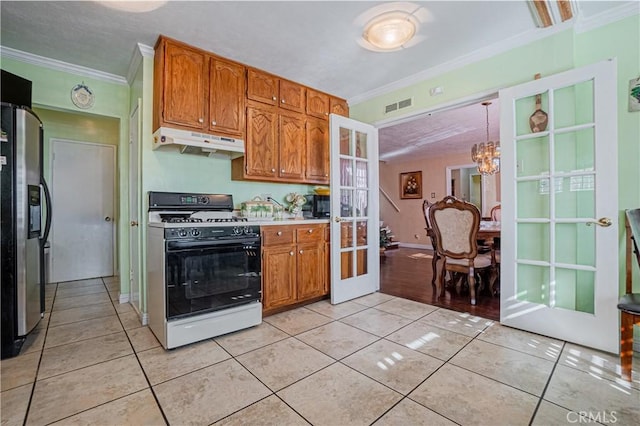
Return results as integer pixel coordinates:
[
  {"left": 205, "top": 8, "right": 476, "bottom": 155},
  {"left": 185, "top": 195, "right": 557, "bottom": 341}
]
[
  {"left": 281, "top": 99, "right": 285, "bottom": 104},
  {"left": 272, "top": 96, "right": 277, "bottom": 101},
  {"left": 198, "top": 118, "right": 204, "bottom": 123},
  {"left": 277, "top": 231, "right": 282, "bottom": 236},
  {"left": 281, "top": 169, "right": 285, "bottom": 173},
  {"left": 308, "top": 229, "right": 313, "bottom": 233},
  {"left": 299, "top": 250, "right": 304, "bottom": 254},
  {"left": 271, "top": 168, "right": 276, "bottom": 173},
  {"left": 211, "top": 120, "right": 217, "bottom": 126},
  {"left": 289, "top": 251, "right": 294, "bottom": 256},
  {"left": 325, "top": 112, "right": 329, "bottom": 116},
  {"left": 325, "top": 173, "right": 328, "bottom": 177}
]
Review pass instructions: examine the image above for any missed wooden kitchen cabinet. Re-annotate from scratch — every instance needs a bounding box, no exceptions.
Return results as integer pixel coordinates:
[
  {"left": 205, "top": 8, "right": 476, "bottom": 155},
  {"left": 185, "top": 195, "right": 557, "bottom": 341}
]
[
  {"left": 234, "top": 103, "right": 304, "bottom": 182},
  {"left": 330, "top": 97, "right": 349, "bottom": 117},
  {"left": 306, "top": 88, "right": 330, "bottom": 119},
  {"left": 153, "top": 36, "right": 245, "bottom": 139},
  {"left": 262, "top": 224, "right": 327, "bottom": 313},
  {"left": 243, "top": 103, "right": 278, "bottom": 178},
  {"left": 154, "top": 39, "right": 207, "bottom": 130},
  {"left": 278, "top": 112, "right": 305, "bottom": 180},
  {"left": 209, "top": 58, "right": 245, "bottom": 137},
  {"left": 247, "top": 69, "right": 306, "bottom": 113},
  {"left": 305, "top": 117, "right": 329, "bottom": 184}
]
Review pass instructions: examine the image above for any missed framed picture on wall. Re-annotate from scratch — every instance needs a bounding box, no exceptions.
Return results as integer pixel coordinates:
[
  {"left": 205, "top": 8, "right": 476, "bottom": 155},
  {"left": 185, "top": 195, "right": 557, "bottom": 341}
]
[{"left": 400, "top": 171, "right": 422, "bottom": 199}]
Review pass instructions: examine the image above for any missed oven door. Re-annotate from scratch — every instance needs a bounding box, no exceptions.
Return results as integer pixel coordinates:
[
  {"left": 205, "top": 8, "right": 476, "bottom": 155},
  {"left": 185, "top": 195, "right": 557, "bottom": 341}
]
[{"left": 165, "top": 237, "right": 261, "bottom": 320}]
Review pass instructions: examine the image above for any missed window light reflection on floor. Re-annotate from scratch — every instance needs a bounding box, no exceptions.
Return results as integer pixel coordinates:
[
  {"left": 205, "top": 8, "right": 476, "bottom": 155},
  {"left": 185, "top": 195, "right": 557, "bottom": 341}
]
[
  {"left": 406, "top": 332, "right": 440, "bottom": 350},
  {"left": 375, "top": 352, "right": 405, "bottom": 371}
]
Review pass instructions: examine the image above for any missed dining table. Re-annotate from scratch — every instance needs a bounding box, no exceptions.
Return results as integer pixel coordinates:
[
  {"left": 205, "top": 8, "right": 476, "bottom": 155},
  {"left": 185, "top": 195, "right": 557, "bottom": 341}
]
[{"left": 478, "top": 220, "right": 501, "bottom": 296}]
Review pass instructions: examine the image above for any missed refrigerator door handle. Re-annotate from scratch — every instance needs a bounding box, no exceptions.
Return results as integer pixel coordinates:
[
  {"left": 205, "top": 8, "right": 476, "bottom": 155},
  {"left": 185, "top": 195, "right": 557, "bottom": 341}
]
[{"left": 40, "top": 179, "right": 52, "bottom": 243}]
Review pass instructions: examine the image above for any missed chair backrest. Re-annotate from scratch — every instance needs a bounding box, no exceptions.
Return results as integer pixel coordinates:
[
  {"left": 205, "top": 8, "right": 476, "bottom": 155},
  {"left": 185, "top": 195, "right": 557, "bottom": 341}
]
[
  {"left": 490, "top": 204, "right": 502, "bottom": 221},
  {"left": 428, "top": 196, "right": 481, "bottom": 259},
  {"left": 626, "top": 208, "right": 640, "bottom": 294},
  {"left": 422, "top": 200, "right": 433, "bottom": 229}
]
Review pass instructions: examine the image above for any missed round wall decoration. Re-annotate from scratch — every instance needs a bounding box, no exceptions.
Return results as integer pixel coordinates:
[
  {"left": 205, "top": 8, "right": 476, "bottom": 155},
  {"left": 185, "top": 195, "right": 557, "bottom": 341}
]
[{"left": 70, "top": 82, "right": 95, "bottom": 109}]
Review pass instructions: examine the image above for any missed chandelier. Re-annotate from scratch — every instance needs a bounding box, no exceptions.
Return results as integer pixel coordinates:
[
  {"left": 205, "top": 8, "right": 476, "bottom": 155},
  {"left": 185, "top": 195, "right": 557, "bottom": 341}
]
[{"left": 471, "top": 101, "right": 500, "bottom": 175}]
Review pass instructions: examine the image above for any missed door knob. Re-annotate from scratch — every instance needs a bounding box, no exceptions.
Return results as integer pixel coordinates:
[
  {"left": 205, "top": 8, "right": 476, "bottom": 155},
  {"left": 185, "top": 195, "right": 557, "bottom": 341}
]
[
  {"left": 105, "top": 216, "right": 112, "bottom": 222},
  {"left": 334, "top": 216, "right": 342, "bottom": 223},
  {"left": 586, "top": 217, "right": 612, "bottom": 227},
  {"left": 130, "top": 221, "right": 139, "bottom": 227}
]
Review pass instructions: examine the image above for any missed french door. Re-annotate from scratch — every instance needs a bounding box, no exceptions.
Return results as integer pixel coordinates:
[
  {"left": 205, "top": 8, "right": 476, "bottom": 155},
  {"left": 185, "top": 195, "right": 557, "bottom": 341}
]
[
  {"left": 329, "top": 114, "right": 380, "bottom": 304},
  {"left": 500, "top": 59, "right": 619, "bottom": 353}
]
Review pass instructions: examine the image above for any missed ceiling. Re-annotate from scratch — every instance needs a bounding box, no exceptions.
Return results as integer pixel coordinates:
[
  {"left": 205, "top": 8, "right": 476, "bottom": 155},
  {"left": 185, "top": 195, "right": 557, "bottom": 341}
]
[{"left": 1, "top": 1, "right": 635, "bottom": 161}]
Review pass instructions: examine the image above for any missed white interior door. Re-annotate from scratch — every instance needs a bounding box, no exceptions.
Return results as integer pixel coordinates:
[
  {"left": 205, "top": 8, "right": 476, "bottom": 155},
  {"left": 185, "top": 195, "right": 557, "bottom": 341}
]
[
  {"left": 129, "top": 103, "right": 141, "bottom": 309},
  {"left": 329, "top": 114, "right": 380, "bottom": 304},
  {"left": 51, "top": 139, "right": 115, "bottom": 282},
  {"left": 500, "top": 59, "right": 619, "bottom": 353}
]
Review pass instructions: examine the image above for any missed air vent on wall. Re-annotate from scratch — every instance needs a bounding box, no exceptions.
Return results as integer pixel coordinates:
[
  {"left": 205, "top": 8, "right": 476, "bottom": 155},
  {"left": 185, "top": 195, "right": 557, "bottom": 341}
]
[{"left": 384, "top": 97, "right": 413, "bottom": 114}]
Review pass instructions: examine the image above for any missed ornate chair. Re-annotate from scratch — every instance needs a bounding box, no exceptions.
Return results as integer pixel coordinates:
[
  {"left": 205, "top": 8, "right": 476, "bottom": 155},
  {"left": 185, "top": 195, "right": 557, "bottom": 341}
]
[
  {"left": 490, "top": 204, "right": 502, "bottom": 221},
  {"left": 429, "top": 196, "right": 496, "bottom": 305},
  {"left": 422, "top": 200, "right": 440, "bottom": 288},
  {"left": 618, "top": 208, "right": 640, "bottom": 381}
]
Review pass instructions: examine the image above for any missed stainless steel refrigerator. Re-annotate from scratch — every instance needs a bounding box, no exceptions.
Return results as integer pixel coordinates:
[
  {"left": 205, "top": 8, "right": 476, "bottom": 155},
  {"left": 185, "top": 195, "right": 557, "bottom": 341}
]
[{"left": 1, "top": 94, "right": 52, "bottom": 358}]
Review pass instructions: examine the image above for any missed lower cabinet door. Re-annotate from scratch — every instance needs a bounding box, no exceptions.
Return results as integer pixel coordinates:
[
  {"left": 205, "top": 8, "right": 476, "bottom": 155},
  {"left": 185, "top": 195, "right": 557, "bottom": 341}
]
[
  {"left": 296, "top": 243, "right": 325, "bottom": 301},
  {"left": 262, "top": 245, "right": 297, "bottom": 309}
]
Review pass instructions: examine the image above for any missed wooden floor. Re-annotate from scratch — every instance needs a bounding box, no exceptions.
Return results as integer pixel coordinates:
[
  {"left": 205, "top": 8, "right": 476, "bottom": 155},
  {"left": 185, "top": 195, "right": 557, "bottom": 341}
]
[{"left": 379, "top": 247, "right": 500, "bottom": 321}]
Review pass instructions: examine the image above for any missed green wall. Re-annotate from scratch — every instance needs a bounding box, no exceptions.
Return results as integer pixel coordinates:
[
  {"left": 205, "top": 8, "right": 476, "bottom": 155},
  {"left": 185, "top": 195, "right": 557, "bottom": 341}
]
[
  {"left": 1, "top": 57, "right": 132, "bottom": 296},
  {"left": 351, "top": 15, "right": 640, "bottom": 344}
]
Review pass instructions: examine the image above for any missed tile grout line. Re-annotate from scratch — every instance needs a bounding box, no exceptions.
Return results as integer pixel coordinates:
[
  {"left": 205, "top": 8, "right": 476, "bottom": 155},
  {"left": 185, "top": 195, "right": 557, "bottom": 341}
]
[{"left": 527, "top": 341, "right": 567, "bottom": 425}]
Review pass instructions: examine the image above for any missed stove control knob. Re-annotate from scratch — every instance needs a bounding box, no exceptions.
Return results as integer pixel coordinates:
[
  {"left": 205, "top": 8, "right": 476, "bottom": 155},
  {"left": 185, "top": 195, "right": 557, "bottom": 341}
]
[
  {"left": 243, "top": 226, "right": 250, "bottom": 235},
  {"left": 232, "top": 226, "right": 242, "bottom": 235},
  {"left": 191, "top": 228, "right": 201, "bottom": 237},
  {"left": 199, "top": 196, "right": 209, "bottom": 205},
  {"left": 178, "top": 229, "right": 188, "bottom": 238}
]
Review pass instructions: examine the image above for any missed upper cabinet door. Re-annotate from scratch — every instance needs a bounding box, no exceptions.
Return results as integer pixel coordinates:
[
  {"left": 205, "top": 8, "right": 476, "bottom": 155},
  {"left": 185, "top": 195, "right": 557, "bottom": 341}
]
[
  {"left": 330, "top": 97, "right": 349, "bottom": 117},
  {"left": 245, "top": 104, "right": 278, "bottom": 178},
  {"left": 307, "top": 89, "right": 330, "bottom": 119},
  {"left": 279, "top": 80, "right": 305, "bottom": 113},
  {"left": 163, "top": 41, "right": 207, "bottom": 129},
  {"left": 278, "top": 112, "right": 305, "bottom": 180},
  {"left": 209, "top": 58, "right": 245, "bottom": 137},
  {"left": 247, "top": 69, "right": 278, "bottom": 106},
  {"left": 305, "top": 117, "right": 329, "bottom": 183}
]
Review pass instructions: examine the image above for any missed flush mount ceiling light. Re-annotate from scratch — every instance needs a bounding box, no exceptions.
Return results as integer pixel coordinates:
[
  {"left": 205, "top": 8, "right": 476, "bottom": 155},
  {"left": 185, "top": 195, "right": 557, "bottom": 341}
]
[
  {"left": 363, "top": 11, "right": 418, "bottom": 50},
  {"left": 96, "top": 1, "right": 167, "bottom": 13}
]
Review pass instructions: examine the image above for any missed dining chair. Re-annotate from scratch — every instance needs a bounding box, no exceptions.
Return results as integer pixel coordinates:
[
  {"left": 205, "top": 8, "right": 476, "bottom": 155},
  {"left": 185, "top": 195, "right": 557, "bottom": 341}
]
[
  {"left": 422, "top": 200, "right": 440, "bottom": 289},
  {"left": 428, "top": 196, "right": 496, "bottom": 305},
  {"left": 490, "top": 204, "right": 502, "bottom": 221},
  {"left": 618, "top": 208, "right": 640, "bottom": 381}
]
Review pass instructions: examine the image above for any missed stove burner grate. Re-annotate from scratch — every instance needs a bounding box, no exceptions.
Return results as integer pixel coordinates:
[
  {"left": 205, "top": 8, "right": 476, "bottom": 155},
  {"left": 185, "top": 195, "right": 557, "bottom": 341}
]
[
  {"left": 164, "top": 217, "right": 204, "bottom": 223},
  {"left": 206, "top": 217, "right": 248, "bottom": 223}
]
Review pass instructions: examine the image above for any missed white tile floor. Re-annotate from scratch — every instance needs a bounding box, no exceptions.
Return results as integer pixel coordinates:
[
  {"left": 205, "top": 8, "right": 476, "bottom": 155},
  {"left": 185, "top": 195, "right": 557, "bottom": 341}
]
[{"left": 1, "top": 277, "right": 639, "bottom": 425}]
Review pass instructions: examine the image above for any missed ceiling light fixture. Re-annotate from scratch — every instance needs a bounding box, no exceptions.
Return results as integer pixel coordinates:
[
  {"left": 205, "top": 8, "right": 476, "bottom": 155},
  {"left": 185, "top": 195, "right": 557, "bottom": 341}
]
[
  {"left": 96, "top": 1, "right": 167, "bottom": 13},
  {"left": 363, "top": 11, "right": 417, "bottom": 50},
  {"left": 471, "top": 102, "right": 500, "bottom": 175}
]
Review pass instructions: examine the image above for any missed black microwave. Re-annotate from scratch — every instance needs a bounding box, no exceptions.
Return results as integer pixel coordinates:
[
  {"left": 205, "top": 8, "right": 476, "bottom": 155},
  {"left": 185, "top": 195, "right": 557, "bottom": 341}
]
[{"left": 302, "top": 194, "right": 330, "bottom": 218}]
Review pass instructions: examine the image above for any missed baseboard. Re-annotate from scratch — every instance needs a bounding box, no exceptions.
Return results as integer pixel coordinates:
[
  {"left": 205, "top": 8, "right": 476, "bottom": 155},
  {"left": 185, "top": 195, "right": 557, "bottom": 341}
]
[
  {"left": 118, "top": 293, "right": 130, "bottom": 304},
  {"left": 399, "top": 242, "right": 433, "bottom": 250},
  {"left": 141, "top": 312, "right": 149, "bottom": 326}
]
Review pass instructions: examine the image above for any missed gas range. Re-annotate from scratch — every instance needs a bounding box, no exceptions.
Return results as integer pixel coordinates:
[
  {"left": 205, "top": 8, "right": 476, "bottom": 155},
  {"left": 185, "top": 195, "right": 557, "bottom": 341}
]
[{"left": 146, "top": 191, "right": 263, "bottom": 349}]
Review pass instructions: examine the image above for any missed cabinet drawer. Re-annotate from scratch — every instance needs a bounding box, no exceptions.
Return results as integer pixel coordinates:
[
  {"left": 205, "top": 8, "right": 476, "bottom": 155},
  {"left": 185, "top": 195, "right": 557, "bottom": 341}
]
[
  {"left": 296, "top": 225, "right": 324, "bottom": 243},
  {"left": 262, "top": 226, "right": 295, "bottom": 246}
]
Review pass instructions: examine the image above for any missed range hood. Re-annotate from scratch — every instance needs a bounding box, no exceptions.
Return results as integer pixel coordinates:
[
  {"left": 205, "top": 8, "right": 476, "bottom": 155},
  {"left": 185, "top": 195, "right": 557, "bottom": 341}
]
[{"left": 152, "top": 127, "right": 244, "bottom": 159}]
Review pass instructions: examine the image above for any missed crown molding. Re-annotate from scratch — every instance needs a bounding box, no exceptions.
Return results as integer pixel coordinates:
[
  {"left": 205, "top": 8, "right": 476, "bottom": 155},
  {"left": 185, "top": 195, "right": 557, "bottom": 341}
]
[
  {"left": 126, "top": 43, "right": 154, "bottom": 84},
  {"left": 575, "top": 2, "right": 640, "bottom": 33},
  {"left": 348, "top": 4, "right": 638, "bottom": 106},
  {"left": 0, "top": 46, "right": 128, "bottom": 85}
]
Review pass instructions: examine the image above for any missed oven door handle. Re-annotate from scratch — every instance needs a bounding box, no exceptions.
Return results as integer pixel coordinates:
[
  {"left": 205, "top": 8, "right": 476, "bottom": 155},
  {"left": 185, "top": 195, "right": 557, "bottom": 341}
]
[{"left": 166, "top": 239, "right": 259, "bottom": 251}]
